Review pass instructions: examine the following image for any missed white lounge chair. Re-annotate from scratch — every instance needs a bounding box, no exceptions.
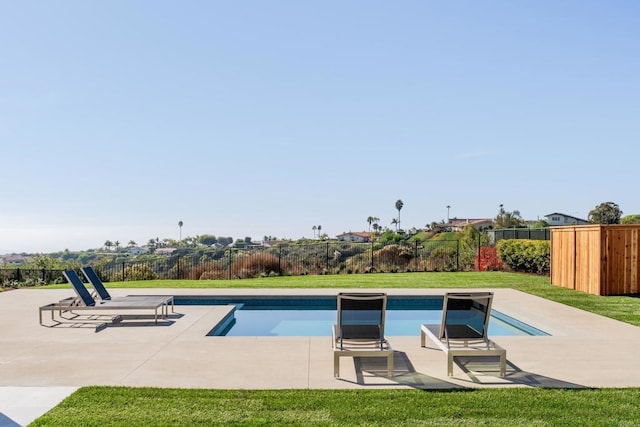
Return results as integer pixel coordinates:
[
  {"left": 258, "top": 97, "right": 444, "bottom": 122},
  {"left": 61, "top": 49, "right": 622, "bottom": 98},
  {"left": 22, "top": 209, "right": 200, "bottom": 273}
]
[
  {"left": 81, "top": 265, "right": 173, "bottom": 312},
  {"left": 39, "top": 270, "right": 171, "bottom": 326},
  {"left": 332, "top": 292, "right": 393, "bottom": 377},
  {"left": 420, "top": 292, "right": 506, "bottom": 376}
]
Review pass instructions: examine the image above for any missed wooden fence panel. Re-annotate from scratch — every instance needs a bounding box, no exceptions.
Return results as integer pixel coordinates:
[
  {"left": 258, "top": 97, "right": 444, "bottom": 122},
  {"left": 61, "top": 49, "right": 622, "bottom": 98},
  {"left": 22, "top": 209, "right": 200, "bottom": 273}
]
[
  {"left": 550, "top": 226, "right": 577, "bottom": 290},
  {"left": 604, "top": 226, "right": 640, "bottom": 295},
  {"left": 574, "top": 226, "right": 602, "bottom": 295},
  {"left": 551, "top": 224, "right": 640, "bottom": 296}
]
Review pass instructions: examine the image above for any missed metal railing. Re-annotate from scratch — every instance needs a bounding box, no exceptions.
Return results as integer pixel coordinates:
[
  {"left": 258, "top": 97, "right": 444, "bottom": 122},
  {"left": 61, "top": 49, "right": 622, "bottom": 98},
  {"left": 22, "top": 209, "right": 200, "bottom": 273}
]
[
  {"left": 488, "top": 228, "right": 550, "bottom": 243},
  {"left": 1, "top": 240, "right": 475, "bottom": 285}
]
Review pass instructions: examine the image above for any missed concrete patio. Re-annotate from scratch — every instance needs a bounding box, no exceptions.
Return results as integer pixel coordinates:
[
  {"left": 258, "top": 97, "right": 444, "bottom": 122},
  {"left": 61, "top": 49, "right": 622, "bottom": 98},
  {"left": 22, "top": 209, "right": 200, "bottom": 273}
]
[{"left": 2, "top": 287, "right": 640, "bottom": 424}]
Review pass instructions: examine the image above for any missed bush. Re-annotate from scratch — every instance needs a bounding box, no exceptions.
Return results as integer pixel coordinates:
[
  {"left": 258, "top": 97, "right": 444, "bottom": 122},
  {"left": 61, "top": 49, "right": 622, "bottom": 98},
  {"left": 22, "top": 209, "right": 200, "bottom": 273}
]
[
  {"left": 424, "top": 246, "right": 458, "bottom": 272},
  {"left": 497, "top": 239, "right": 550, "bottom": 274},
  {"left": 476, "top": 247, "right": 504, "bottom": 271},
  {"left": 230, "top": 252, "right": 282, "bottom": 279},
  {"left": 123, "top": 264, "right": 158, "bottom": 281},
  {"left": 372, "top": 244, "right": 413, "bottom": 272}
]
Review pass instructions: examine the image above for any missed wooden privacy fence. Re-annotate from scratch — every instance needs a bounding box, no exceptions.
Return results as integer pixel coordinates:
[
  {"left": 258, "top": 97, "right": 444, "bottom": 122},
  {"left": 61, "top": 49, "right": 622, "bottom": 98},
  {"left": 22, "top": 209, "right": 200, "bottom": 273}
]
[{"left": 550, "top": 225, "right": 640, "bottom": 295}]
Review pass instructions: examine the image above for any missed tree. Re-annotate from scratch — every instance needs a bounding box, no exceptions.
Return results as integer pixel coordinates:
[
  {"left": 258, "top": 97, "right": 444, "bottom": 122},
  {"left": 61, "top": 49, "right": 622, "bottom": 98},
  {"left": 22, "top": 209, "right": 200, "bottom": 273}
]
[
  {"left": 178, "top": 221, "right": 184, "bottom": 241},
  {"left": 366, "top": 216, "right": 380, "bottom": 233},
  {"left": 197, "top": 234, "right": 218, "bottom": 246},
  {"left": 395, "top": 199, "right": 404, "bottom": 230},
  {"left": 494, "top": 204, "right": 525, "bottom": 228},
  {"left": 104, "top": 240, "right": 113, "bottom": 251},
  {"left": 312, "top": 225, "right": 317, "bottom": 239},
  {"left": 621, "top": 214, "right": 640, "bottom": 225},
  {"left": 127, "top": 240, "right": 137, "bottom": 248},
  {"left": 391, "top": 218, "right": 399, "bottom": 231},
  {"left": 460, "top": 224, "right": 491, "bottom": 249},
  {"left": 147, "top": 238, "right": 157, "bottom": 250},
  {"left": 532, "top": 219, "right": 548, "bottom": 228},
  {"left": 589, "top": 202, "right": 622, "bottom": 224},
  {"left": 114, "top": 241, "right": 120, "bottom": 252}
]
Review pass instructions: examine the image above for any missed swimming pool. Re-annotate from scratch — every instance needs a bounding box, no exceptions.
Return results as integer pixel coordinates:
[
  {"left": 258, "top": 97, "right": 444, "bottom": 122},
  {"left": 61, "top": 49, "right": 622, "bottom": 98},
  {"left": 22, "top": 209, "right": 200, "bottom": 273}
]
[{"left": 175, "top": 296, "right": 549, "bottom": 337}]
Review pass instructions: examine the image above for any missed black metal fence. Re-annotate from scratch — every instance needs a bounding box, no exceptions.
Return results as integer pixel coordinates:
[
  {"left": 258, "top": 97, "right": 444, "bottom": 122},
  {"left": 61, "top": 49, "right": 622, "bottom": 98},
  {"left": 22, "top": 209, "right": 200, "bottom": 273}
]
[
  {"left": 0, "top": 268, "right": 66, "bottom": 286},
  {"left": 488, "top": 228, "right": 550, "bottom": 243},
  {"left": 1, "top": 240, "right": 476, "bottom": 286}
]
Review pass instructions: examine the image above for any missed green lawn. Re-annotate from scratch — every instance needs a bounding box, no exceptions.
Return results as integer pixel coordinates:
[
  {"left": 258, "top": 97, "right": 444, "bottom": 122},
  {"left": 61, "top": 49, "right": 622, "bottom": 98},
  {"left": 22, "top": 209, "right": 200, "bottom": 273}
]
[
  {"left": 31, "top": 272, "right": 640, "bottom": 426},
  {"left": 32, "top": 387, "right": 640, "bottom": 426}
]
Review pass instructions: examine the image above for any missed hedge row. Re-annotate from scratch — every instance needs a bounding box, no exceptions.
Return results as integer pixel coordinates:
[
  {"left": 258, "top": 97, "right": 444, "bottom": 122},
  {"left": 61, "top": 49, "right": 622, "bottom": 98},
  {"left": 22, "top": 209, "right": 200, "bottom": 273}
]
[{"left": 496, "top": 239, "right": 550, "bottom": 274}]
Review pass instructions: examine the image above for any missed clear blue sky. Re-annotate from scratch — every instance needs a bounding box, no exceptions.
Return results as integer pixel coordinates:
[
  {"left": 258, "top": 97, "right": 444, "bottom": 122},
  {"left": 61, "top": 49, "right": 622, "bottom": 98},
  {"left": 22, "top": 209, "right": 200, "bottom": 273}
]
[{"left": 1, "top": 1, "right": 639, "bottom": 254}]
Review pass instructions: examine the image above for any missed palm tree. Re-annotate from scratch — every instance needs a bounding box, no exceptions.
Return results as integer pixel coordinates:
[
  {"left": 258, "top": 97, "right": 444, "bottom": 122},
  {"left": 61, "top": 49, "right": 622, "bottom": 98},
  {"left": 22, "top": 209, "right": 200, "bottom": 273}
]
[
  {"left": 395, "top": 199, "right": 404, "bottom": 230},
  {"left": 366, "top": 216, "right": 380, "bottom": 233},
  {"left": 104, "top": 240, "right": 113, "bottom": 252},
  {"left": 128, "top": 240, "right": 137, "bottom": 248},
  {"left": 114, "top": 240, "right": 120, "bottom": 252},
  {"left": 317, "top": 225, "right": 322, "bottom": 239},
  {"left": 312, "top": 225, "right": 317, "bottom": 239},
  {"left": 178, "top": 221, "right": 184, "bottom": 241},
  {"left": 391, "top": 218, "right": 399, "bottom": 231}
]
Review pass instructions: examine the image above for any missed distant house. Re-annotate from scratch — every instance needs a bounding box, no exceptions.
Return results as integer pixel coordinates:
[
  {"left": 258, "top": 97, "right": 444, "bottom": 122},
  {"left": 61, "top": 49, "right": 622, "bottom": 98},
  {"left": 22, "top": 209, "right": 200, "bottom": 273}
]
[
  {"left": 0, "top": 254, "right": 27, "bottom": 265},
  {"left": 446, "top": 218, "right": 494, "bottom": 231},
  {"left": 336, "top": 231, "right": 372, "bottom": 243},
  {"left": 128, "top": 246, "right": 148, "bottom": 255},
  {"left": 545, "top": 212, "right": 589, "bottom": 226},
  {"left": 155, "top": 247, "right": 176, "bottom": 256}
]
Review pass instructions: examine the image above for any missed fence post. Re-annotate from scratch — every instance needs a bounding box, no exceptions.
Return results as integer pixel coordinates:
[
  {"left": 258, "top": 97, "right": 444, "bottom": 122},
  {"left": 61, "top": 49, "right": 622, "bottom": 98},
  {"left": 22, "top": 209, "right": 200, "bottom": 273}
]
[
  {"left": 228, "top": 250, "right": 232, "bottom": 280},
  {"left": 457, "top": 240, "right": 460, "bottom": 271},
  {"left": 326, "top": 242, "right": 330, "bottom": 272},
  {"left": 476, "top": 235, "right": 481, "bottom": 271},
  {"left": 367, "top": 242, "right": 372, "bottom": 270},
  {"left": 177, "top": 257, "right": 180, "bottom": 280},
  {"left": 278, "top": 246, "right": 282, "bottom": 276},
  {"left": 16, "top": 268, "right": 21, "bottom": 282},
  {"left": 414, "top": 240, "right": 419, "bottom": 271},
  {"left": 121, "top": 262, "right": 125, "bottom": 282},
  {"left": 42, "top": 268, "right": 46, "bottom": 283}
]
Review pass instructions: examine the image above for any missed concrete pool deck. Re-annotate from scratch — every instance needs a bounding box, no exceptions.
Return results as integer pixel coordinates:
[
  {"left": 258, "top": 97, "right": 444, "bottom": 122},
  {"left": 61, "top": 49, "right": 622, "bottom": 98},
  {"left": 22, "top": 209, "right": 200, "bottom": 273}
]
[{"left": 2, "top": 287, "right": 640, "bottom": 424}]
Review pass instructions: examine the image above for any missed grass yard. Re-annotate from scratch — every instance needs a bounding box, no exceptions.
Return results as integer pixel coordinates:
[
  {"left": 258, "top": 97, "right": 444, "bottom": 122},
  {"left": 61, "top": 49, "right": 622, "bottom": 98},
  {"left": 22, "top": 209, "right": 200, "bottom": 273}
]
[{"left": 31, "top": 387, "right": 640, "bottom": 426}]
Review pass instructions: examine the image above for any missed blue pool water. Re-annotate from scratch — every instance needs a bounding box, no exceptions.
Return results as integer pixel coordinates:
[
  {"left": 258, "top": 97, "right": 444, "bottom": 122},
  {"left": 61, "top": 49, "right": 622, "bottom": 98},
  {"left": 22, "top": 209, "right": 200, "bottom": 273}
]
[{"left": 175, "top": 296, "right": 548, "bottom": 337}]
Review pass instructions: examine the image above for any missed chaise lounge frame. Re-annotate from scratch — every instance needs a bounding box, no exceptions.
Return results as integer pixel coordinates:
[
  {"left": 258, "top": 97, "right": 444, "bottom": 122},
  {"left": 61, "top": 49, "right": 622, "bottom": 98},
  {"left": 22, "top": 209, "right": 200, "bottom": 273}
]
[
  {"left": 332, "top": 292, "right": 393, "bottom": 378},
  {"left": 420, "top": 292, "right": 506, "bottom": 377}
]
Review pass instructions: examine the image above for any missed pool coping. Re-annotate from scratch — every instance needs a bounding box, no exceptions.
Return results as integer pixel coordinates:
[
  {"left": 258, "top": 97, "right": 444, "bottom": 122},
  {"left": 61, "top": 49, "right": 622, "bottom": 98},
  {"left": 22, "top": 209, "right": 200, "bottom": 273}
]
[{"left": 2, "top": 287, "right": 640, "bottom": 394}]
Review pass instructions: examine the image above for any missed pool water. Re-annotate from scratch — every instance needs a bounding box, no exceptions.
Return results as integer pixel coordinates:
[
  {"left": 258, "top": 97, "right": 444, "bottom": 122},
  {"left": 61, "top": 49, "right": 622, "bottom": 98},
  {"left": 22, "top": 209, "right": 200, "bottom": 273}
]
[
  {"left": 215, "top": 309, "right": 543, "bottom": 336},
  {"left": 175, "top": 296, "right": 549, "bottom": 337}
]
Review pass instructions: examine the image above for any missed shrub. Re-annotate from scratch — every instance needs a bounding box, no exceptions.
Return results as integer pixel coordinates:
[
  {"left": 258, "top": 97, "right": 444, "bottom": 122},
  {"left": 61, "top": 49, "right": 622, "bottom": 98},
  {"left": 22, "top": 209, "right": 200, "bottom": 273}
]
[
  {"left": 229, "top": 252, "right": 282, "bottom": 279},
  {"left": 189, "top": 262, "right": 227, "bottom": 280},
  {"left": 424, "top": 247, "right": 457, "bottom": 272},
  {"left": 497, "top": 239, "right": 550, "bottom": 274},
  {"left": 123, "top": 264, "right": 158, "bottom": 281},
  {"left": 372, "top": 244, "right": 413, "bottom": 272},
  {"left": 476, "top": 247, "right": 504, "bottom": 271}
]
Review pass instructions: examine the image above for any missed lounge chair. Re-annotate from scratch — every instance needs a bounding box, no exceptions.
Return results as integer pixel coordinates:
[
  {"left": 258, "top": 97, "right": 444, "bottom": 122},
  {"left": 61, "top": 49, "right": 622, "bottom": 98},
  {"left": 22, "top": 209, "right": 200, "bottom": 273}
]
[
  {"left": 332, "top": 292, "right": 393, "bottom": 377},
  {"left": 39, "top": 270, "right": 170, "bottom": 326},
  {"left": 420, "top": 292, "right": 506, "bottom": 377},
  {"left": 81, "top": 266, "right": 173, "bottom": 312}
]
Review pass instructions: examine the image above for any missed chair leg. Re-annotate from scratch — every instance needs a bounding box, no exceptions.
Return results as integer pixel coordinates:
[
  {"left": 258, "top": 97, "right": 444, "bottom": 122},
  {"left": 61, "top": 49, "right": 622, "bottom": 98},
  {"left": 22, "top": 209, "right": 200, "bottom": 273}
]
[
  {"left": 334, "top": 353, "right": 340, "bottom": 377},
  {"left": 387, "top": 352, "right": 394, "bottom": 377}
]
